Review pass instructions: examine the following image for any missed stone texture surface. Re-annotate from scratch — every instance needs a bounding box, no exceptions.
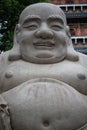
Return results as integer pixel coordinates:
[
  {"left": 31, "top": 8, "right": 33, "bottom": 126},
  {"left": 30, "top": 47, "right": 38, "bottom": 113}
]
[{"left": 0, "top": 3, "right": 87, "bottom": 130}]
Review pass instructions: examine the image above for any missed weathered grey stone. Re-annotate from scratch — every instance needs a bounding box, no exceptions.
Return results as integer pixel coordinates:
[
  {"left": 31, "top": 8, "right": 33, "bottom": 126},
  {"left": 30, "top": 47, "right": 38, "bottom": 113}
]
[{"left": 0, "top": 3, "right": 87, "bottom": 130}]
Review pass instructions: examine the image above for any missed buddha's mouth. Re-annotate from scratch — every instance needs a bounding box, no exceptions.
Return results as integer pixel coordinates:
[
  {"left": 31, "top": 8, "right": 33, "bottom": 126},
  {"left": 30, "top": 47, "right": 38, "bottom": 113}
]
[{"left": 33, "top": 41, "right": 55, "bottom": 49}]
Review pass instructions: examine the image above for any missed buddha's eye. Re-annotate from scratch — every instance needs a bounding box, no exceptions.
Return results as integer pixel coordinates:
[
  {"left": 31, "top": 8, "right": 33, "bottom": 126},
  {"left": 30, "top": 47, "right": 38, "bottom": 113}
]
[
  {"left": 26, "top": 24, "right": 38, "bottom": 30},
  {"left": 23, "top": 22, "right": 39, "bottom": 30},
  {"left": 51, "top": 24, "right": 63, "bottom": 31}
]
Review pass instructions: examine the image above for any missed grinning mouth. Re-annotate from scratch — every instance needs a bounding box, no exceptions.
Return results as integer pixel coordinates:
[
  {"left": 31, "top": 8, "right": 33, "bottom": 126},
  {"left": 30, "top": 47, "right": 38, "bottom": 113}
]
[{"left": 33, "top": 41, "right": 55, "bottom": 49}]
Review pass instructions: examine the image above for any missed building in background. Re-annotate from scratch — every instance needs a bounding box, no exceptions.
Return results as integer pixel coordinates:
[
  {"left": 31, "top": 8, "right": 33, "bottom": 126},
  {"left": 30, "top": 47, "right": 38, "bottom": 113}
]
[{"left": 50, "top": 0, "right": 87, "bottom": 54}]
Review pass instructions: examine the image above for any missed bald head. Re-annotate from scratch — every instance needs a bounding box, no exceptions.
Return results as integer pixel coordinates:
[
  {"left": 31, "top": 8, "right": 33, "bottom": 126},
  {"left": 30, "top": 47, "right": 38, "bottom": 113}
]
[{"left": 19, "top": 3, "right": 67, "bottom": 26}]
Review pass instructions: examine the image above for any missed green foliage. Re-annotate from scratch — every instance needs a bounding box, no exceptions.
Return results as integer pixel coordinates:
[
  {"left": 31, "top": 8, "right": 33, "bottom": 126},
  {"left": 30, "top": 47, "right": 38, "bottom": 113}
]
[
  {"left": 18, "top": 0, "right": 50, "bottom": 5},
  {"left": 0, "top": 0, "right": 50, "bottom": 51}
]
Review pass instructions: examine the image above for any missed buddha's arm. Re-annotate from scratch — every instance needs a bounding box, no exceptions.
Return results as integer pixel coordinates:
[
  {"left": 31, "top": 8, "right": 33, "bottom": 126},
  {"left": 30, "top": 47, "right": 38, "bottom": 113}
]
[
  {"left": 78, "top": 52, "right": 87, "bottom": 68},
  {"left": 0, "top": 95, "right": 12, "bottom": 130},
  {"left": 0, "top": 114, "right": 4, "bottom": 130}
]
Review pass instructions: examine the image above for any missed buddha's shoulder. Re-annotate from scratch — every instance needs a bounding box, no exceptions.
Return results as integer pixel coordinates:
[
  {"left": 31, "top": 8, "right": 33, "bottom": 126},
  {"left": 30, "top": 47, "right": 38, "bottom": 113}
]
[
  {"left": 0, "top": 51, "right": 10, "bottom": 62},
  {"left": 0, "top": 51, "right": 10, "bottom": 72}
]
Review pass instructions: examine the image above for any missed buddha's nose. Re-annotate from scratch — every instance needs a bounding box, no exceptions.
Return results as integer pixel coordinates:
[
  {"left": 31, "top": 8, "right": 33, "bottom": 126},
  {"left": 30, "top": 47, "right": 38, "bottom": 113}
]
[{"left": 35, "top": 23, "right": 53, "bottom": 39}]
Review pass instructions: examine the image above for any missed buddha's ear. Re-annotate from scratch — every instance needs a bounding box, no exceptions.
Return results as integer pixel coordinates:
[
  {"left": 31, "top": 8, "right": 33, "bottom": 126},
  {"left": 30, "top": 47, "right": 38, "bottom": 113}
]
[
  {"left": 13, "top": 24, "right": 21, "bottom": 45},
  {"left": 8, "top": 24, "right": 21, "bottom": 61},
  {"left": 66, "top": 25, "right": 71, "bottom": 38}
]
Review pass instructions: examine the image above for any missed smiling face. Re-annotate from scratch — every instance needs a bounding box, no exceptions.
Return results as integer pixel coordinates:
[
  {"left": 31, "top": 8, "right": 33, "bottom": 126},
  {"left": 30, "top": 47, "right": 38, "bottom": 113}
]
[{"left": 17, "top": 3, "right": 70, "bottom": 64}]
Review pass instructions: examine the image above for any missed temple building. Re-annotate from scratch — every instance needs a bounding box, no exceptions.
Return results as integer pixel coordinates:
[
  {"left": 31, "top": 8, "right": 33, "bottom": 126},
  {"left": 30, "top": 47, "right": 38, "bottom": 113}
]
[{"left": 50, "top": 0, "right": 87, "bottom": 54}]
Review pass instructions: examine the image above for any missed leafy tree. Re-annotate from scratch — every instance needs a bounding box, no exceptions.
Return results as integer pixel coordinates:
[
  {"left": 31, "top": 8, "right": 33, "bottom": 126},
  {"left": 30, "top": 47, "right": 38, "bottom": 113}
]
[{"left": 0, "top": 0, "right": 50, "bottom": 51}]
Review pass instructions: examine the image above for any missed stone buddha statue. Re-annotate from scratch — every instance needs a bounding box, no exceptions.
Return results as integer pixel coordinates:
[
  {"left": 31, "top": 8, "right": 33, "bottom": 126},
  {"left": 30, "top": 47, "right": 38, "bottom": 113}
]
[{"left": 0, "top": 3, "right": 87, "bottom": 130}]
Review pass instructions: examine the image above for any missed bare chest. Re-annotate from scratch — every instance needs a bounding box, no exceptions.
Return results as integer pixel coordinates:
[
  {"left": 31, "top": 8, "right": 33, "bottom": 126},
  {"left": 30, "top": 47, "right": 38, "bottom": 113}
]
[{"left": 0, "top": 61, "right": 87, "bottom": 94}]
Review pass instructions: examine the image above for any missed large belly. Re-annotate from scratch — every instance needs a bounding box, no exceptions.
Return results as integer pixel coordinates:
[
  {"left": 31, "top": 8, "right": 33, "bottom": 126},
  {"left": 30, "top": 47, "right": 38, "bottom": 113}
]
[
  {"left": 0, "top": 60, "right": 87, "bottom": 94},
  {"left": 2, "top": 78, "right": 87, "bottom": 130}
]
